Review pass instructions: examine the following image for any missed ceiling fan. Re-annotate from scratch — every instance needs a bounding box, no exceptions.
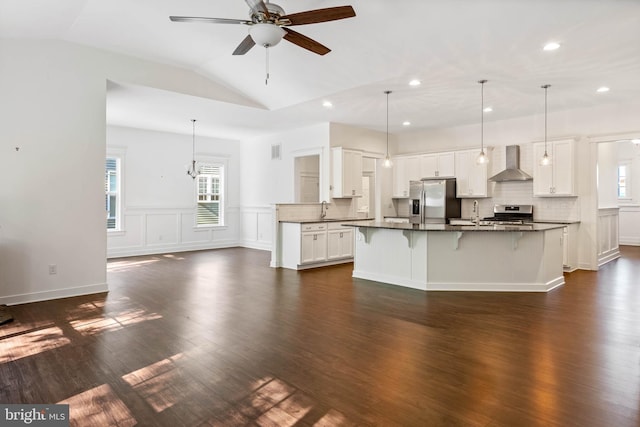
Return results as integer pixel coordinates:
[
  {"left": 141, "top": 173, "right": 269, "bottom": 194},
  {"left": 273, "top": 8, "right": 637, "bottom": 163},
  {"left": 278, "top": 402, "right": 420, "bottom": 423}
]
[{"left": 169, "top": 0, "right": 356, "bottom": 56}]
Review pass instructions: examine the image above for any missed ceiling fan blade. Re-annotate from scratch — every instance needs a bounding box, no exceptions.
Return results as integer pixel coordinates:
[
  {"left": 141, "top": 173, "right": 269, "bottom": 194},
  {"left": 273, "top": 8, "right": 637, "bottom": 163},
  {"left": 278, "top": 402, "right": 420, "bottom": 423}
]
[
  {"left": 245, "top": 0, "right": 271, "bottom": 19},
  {"left": 169, "top": 16, "right": 251, "bottom": 25},
  {"left": 232, "top": 35, "right": 256, "bottom": 55},
  {"left": 281, "top": 6, "right": 356, "bottom": 26},
  {"left": 283, "top": 28, "right": 330, "bottom": 55}
]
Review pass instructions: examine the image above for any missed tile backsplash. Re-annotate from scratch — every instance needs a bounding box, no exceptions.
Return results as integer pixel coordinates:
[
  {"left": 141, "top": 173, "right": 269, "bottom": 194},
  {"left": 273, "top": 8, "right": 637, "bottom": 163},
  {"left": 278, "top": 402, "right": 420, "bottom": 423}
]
[
  {"left": 276, "top": 198, "right": 358, "bottom": 221},
  {"left": 461, "top": 180, "right": 580, "bottom": 221}
]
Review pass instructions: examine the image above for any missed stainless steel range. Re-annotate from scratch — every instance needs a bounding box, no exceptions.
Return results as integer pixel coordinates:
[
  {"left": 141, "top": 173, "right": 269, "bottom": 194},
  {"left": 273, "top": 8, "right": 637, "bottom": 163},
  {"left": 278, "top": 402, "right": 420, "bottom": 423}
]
[{"left": 482, "top": 204, "right": 533, "bottom": 225}]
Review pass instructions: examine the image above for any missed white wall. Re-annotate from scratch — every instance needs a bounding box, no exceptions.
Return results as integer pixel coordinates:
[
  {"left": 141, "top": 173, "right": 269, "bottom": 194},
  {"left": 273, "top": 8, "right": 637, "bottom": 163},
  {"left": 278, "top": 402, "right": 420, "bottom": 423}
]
[
  {"left": 239, "top": 123, "right": 331, "bottom": 250},
  {"left": 106, "top": 126, "right": 242, "bottom": 257},
  {"left": 0, "top": 38, "right": 263, "bottom": 305},
  {"left": 0, "top": 40, "right": 108, "bottom": 304}
]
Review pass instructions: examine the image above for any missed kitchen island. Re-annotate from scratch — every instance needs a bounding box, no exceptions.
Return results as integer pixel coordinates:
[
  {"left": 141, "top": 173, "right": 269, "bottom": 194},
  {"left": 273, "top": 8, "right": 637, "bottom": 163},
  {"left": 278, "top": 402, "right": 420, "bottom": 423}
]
[{"left": 342, "top": 221, "right": 567, "bottom": 292}]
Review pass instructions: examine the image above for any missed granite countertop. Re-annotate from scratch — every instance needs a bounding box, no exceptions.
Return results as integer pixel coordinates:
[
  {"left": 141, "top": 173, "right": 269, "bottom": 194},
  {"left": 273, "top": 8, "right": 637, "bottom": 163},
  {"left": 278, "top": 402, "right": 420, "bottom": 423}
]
[
  {"left": 341, "top": 221, "right": 567, "bottom": 232},
  {"left": 533, "top": 219, "right": 581, "bottom": 224},
  {"left": 280, "top": 218, "right": 374, "bottom": 224}
]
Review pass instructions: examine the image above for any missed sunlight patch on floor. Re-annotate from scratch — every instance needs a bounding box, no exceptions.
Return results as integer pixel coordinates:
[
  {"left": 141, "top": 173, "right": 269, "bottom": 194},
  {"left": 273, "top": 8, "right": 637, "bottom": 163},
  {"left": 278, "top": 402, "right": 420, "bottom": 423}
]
[
  {"left": 107, "top": 258, "right": 159, "bottom": 272},
  {"left": 59, "top": 384, "right": 136, "bottom": 427},
  {"left": 121, "top": 353, "right": 185, "bottom": 413},
  {"left": 0, "top": 326, "right": 69, "bottom": 363}
]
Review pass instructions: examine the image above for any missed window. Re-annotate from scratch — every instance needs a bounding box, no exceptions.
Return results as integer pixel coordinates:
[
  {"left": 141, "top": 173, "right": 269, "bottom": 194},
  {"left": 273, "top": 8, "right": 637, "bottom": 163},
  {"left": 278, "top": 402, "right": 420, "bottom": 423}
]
[
  {"left": 105, "top": 157, "right": 121, "bottom": 230},
  {"left": 197, "top": 164, "right": 224, "bottom": 226},
  {"left": 618, "top": 161, "right": 631, "bottom": 200}
]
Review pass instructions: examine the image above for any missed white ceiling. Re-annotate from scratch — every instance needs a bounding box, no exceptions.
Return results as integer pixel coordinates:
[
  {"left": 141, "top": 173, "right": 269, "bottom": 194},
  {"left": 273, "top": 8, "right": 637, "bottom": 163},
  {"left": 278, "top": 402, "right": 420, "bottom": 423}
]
[{"left": 2, "top": 0, "right": 640, "bottom": 140}]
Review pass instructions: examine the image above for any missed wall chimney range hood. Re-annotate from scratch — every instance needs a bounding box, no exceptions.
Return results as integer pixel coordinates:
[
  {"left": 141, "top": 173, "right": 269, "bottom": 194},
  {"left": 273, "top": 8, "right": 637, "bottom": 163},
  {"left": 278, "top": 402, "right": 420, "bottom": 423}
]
[{"left": 488, "top": 145, "right": 533, "bottom": 182}]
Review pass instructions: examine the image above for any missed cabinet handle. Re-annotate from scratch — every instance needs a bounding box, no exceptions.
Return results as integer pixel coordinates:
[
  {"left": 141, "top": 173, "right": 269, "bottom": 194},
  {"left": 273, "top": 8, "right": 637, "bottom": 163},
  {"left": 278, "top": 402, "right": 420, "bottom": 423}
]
[
  {"left": 352, "top": 190, "right": 355, "bottom": 195},
  {"left": 435, "top": 171, "right": 439, "bottom": 177},
  {"left": 314, "top": 234, "right": 317, "bottom": 241},
  {"left": 340, "top": 232, "right": 343, "bottom": 238}
]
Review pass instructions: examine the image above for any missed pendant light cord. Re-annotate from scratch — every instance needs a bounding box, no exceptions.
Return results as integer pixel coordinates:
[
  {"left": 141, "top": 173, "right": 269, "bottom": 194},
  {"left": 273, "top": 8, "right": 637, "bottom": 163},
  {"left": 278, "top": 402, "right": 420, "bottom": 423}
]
[
  {"left": 543, "top": 85, "right": 549, "bottom": 153},
  {"left": 479, "top": 80, "right": 487, "bottom": 154},
  {"left": 188, "top": 119, "right": 197, "bottom": 179},
  {"left": 386, "top": 91, "right": 390, "bottom": 156}
]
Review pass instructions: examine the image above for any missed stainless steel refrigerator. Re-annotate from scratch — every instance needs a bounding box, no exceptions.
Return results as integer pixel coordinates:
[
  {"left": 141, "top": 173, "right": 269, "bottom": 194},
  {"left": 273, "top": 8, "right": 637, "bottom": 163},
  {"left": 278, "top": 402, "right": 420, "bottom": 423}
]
[{"left": 409, "top": 178, "right": 460, "bottom": 224}]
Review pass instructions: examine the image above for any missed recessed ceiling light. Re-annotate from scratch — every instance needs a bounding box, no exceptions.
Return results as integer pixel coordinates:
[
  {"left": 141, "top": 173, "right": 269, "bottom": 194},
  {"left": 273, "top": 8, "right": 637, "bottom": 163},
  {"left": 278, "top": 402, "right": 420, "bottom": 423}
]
[
  {"left": 483, "top": 107, "right": 493, "bottom": 113},
  {"left": 543, "top": 42, "right": 561, "bottom": 51},
  {"left": 409, "top": 79, "right": 421, "bottom": 87},
  {"left": 402, "top": 121, "right": 411, "bottom": 126},
  {"left": 596, "top": 86, "right": 610, "bottom": 93},
  {"left": 322, "top": 100, "right": 333, "bottom": 108}
]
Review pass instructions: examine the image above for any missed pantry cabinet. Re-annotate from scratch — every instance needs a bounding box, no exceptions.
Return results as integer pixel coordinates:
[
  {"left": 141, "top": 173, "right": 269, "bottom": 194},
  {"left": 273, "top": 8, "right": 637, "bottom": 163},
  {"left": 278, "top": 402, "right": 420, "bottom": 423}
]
[{"left": 533, "top": 139, "right": 576, "bottom": 197}]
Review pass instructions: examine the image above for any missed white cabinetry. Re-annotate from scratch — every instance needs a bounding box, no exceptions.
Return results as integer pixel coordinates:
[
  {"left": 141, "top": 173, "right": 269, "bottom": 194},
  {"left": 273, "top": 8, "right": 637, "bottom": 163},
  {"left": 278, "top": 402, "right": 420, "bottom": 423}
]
[
  {"left": 300, "top": 224, "right": 328, "bottom": 264},
  {"left": 281, "top": 221, "right": 356, "bottom": 270},
  {"left": 327, "top": 223, "right": 354, "bottom": 260},
  {"left": 392, "top": 156, "right": 420, "bottom": 198},
  {"left": 533, "top": 139, "right": 576, "bottom": 197},
  {"left": 420, "top": 152, "right": 455, "bottom": 178},
  {"left": 332, "top": 148, "right": 363, "bottom": 198},
  {"left": 455, "top": 149, "right": 490, "bottom": 198}
]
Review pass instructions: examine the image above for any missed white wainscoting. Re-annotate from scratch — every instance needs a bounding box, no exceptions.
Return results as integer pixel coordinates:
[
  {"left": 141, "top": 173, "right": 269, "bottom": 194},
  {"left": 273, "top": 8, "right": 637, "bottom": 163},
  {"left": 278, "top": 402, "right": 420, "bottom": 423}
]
[
  {"left": 107, "top": 206, "right": 240, "bottom": 258},
  {"left": 597, "top": 207, "right": 620, "bottom": 266},
  {"left": 240, "top": 206, "right": 273, "bottom": 251},
  {"left": 620, "top": 205, "right": 640, "bottom": 246}
]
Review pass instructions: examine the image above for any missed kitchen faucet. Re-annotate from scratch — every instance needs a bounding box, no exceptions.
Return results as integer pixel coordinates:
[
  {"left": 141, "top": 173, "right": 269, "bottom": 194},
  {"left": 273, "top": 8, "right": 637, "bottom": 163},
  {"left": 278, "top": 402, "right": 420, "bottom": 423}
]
[
  {"left": 473, "top": 200, "right": 479, "bottom": 224},
  {"left": 320, "top": 200, "right": 328, "bottom": 219}
]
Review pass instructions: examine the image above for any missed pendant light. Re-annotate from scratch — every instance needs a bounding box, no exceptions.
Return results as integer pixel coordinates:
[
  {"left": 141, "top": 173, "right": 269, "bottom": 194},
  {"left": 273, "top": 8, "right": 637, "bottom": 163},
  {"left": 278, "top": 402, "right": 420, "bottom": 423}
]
[
  {"left": 476, "top": 80, "right": 489, "bottom": 165},
  {"left": 383, "top": 90, "right": 393, "bottom": 168},
  {"left": 540, "top": 84, "right": 551, "bottom": 166},
  {"left": 186, "top": 119, "right": 199, "bottom": 179}
]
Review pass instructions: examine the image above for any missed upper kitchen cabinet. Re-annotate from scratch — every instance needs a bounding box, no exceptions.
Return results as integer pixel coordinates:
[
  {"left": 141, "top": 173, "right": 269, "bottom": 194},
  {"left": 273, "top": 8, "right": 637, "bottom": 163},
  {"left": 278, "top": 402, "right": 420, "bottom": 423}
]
[
  {"left": 392, "top": 155, "right": 420, "bottom": 198},
  {"left": 533, "top": 139, "right": 576, "bottom": 197},
  {"left": 420, "top": 152, "right": 455, "bottom": 178},
  {"left": 455, "top": 148, "right": 491, "bottom": 198},
  {"left": 332, "top": 147, "right": 363, "bottom": 198}
]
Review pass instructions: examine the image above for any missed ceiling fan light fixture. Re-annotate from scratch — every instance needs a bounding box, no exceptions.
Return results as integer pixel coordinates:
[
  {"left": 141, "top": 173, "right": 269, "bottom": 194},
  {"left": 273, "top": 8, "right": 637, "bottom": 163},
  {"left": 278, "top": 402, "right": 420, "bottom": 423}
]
[{"left": 249, "top": 23, "right": 285, "bottom": 47}]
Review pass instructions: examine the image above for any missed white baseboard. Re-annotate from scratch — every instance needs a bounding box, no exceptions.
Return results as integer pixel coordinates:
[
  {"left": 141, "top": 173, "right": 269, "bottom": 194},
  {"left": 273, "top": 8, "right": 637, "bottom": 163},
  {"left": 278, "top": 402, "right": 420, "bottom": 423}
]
[
  {"left": 619, "top": 237, "right": 640, "bottom": 246},
  {"left": 240, "top": 240, "right": 272, "bottom": 251},
  {"left": 352, "top": 271, "right": 564, "bottom": 292},
  {"left": 108, "top": 240, "right": 239, "bottom": 258},
  {"left": 598, "top": 250, "right": 621, "bottom": 267},
  {"left": 1, "top": 283, "right": 108, "bottom": 306}
]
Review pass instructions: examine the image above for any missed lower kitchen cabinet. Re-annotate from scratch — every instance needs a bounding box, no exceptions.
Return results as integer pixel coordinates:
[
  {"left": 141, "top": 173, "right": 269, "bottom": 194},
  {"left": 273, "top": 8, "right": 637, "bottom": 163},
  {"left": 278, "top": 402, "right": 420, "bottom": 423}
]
[
  {"left": 281, "top": 221, "right": 355, "bottom": 270},
  {"left": 301, "top": 227, "right": 327, "bottom": 264},
  {"left": 327, "top": 226, "right": 354, "bottom": 260}
]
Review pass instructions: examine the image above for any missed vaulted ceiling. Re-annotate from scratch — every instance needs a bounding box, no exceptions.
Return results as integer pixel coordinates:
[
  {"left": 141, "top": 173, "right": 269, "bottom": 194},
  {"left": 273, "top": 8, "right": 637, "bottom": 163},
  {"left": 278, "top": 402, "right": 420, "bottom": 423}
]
[{"left": 2, "top": 0, "right": 640, "bottom": 139}]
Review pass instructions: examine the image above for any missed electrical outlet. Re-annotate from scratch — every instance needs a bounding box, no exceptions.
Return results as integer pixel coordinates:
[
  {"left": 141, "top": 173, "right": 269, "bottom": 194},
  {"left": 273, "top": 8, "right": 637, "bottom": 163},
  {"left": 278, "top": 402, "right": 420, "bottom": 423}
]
[{"left": 48, "top": 264, "right": 57, "bottom": 275}]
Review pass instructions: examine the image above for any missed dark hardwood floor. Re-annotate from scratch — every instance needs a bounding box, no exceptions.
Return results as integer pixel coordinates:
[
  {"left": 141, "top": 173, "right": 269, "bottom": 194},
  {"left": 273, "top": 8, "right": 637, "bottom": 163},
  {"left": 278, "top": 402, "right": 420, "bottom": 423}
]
[{"left": 1, "top": 246, "right": 639, "bottom": 426}]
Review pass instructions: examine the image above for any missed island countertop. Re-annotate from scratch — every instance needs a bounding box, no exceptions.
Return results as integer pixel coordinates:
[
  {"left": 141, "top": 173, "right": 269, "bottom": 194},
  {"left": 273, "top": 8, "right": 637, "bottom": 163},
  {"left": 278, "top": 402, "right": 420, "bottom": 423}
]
[{"left": 341, "top": 221, "right": 567, "bottom": 232}]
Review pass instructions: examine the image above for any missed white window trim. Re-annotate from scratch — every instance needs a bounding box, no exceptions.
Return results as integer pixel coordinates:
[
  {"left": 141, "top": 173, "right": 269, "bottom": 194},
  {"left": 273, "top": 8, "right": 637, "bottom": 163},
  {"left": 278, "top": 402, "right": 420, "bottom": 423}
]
[
  {"left": 106, "top": 146, "right": 126, "bottom": 233},
  {"left": 194, "top": 155, "right": 228, "bottom": 229},
  {"left": 618, "top": 159, "right": 632, "bottom": 202}
]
